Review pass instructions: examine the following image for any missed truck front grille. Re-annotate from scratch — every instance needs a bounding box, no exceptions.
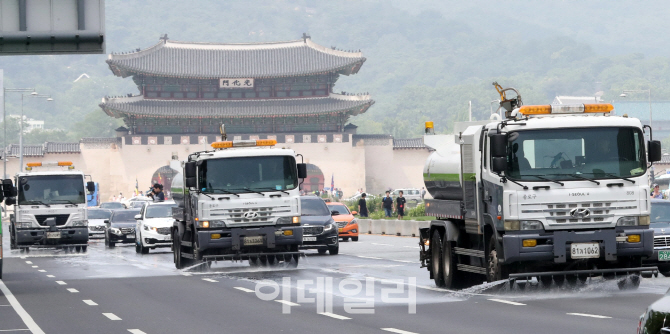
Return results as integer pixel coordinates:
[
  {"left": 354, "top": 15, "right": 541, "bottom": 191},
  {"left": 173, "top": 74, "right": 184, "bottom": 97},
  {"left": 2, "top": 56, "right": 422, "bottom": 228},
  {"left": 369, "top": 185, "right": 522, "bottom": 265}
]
[
  {"left": 303, "top": 226, "right": 324, "bottom": 235},
  {"left": 521, "top": 200, "right": 636, "bottom": 224},
  {"left": 209, "top": 205, "right": 292, "bottom": 224},
  {"left": 35, "top": 214, "right": 70, "bottom": 226},
  {"left": 655, "top": 236, "right": 670, "bottom": 248}
]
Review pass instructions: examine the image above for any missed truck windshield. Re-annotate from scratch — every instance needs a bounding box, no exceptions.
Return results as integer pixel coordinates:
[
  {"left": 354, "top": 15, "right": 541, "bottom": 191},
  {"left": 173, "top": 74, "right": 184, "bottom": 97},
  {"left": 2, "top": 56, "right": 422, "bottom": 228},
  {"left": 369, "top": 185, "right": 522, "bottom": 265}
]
[
  {"left": 505, "top": 127, "right": 645, "bottom": 181},
  {"left": 18, "top": 175, "right": 86, "bottom": 205},
  {"left": 199, "top": 156, "right": 298, "bottom": 194}
]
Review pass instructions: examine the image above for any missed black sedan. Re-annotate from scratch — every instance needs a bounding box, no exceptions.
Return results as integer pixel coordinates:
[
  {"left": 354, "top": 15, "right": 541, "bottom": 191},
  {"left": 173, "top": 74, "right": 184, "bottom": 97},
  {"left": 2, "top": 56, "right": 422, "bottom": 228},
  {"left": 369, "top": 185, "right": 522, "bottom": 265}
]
[
  {"left": 638, "top": 289, "right": 670, "bottom": 333},
  {"left": 643, "top": 199, "right": 670, "bottom": 277},
  {"left": 104, "top": 209, "right": 141, "bottom": 247},
  {"left": 299, "top": 196, "right": 339, "bottom": 255}
]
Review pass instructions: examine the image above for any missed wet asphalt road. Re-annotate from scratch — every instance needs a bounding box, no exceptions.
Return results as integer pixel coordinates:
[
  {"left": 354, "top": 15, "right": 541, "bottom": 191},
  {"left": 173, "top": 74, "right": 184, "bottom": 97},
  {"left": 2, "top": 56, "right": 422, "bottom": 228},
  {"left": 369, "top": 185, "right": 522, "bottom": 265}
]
[{"left": 1, "top": 222, "right": 668, "bottom": 334}]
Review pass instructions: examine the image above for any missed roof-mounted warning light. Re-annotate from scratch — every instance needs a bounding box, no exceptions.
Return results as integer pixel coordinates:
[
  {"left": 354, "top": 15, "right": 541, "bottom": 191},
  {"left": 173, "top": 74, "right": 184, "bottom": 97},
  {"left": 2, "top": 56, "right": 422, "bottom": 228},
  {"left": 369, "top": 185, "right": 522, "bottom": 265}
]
[
  {"left": 211, "top": 139, "right": 277, "bottom": 149},
  {"left": 25, "top": 161, "right": 75, "bottom": 171},
  {"left": 518, "top": 103, "right": 614, "bottom": 115}
]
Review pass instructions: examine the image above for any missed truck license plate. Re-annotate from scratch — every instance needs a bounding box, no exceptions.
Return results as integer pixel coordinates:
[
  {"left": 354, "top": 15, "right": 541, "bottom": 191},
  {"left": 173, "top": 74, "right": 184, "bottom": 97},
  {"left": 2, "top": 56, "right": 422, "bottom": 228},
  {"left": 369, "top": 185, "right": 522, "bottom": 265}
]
[
  {"left": 46, "top": 232, "right": 60, "bottom": 239},
  {"left": 243, "top": 236, "right": 264, "bottom": 246},
  {"left": 571, "top": 242, "right": 600, "bottom": 259},
  {"left": 303, "top": 236, "right": 316, "bottom": 242},
  {"left": 659, "top": 250, "right": 670, "bottom": 261}
]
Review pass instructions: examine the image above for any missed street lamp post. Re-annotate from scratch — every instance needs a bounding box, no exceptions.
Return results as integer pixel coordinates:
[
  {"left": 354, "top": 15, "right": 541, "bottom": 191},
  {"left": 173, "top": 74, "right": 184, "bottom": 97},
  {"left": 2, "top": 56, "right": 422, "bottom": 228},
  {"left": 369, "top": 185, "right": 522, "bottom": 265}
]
[
  {"left": 18, "top": 94, "right": 53, "bottom": 169},
  {"left": 3, "top": 88, "right": 35, "bottom": 179},
  {"left": 620, "top": 89, "right": 652, "bottom": 131}
]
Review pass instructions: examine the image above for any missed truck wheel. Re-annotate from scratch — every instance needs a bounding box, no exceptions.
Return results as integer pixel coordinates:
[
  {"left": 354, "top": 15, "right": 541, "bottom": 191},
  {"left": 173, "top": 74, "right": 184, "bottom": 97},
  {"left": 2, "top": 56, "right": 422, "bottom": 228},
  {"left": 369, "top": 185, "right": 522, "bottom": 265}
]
[
  {"left": 173, "top": 230, "right": 193, "bottom": 269},
  {"left": 441, "top": 238, "right": 463, "bottom": 289},
  {"left": 329, "top": 245, "right": 339, "bottom": 255},
  {"left": 487, "top": 235, "right": 508, "bottom": 282},
  {"left": 618, "top": 274, "right": 641, "bottom": 290},
  {"left": 10, "top": 225, "right": 17, "bottom": 250},
  {"left": 431, "top": 231, "right": 445, "bottom": 287}
]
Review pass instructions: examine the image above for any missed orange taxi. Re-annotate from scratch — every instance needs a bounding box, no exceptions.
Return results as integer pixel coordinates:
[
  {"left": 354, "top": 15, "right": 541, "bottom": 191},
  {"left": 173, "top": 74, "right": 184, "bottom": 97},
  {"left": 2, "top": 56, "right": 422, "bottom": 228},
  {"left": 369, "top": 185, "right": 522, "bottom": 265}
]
[{"left": 326, "top": 202, "right": 359, "bottom": 241}]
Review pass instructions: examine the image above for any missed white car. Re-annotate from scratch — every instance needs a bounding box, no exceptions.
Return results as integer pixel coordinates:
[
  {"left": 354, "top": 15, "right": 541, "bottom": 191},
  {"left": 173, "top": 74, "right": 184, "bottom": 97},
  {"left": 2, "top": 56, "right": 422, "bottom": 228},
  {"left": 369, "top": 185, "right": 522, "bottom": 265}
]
[
  {"left": 134, "top": 201, "right": 177, "bottom": 254},
  {"left": 88, "top": 208, "right": 112, "bottom": 238}
]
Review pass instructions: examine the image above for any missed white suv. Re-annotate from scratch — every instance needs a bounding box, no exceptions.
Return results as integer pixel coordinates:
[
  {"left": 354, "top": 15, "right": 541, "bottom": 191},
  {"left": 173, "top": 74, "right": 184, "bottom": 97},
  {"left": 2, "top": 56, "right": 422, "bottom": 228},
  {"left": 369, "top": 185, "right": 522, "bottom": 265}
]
[{"left": 134, "top": 201, "right": 177, "bottom": 254}]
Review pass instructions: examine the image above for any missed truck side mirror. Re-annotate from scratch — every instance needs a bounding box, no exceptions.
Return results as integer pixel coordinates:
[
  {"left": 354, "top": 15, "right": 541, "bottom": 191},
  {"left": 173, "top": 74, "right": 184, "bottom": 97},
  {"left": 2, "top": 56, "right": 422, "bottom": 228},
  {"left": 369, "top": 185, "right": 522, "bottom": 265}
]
[
  {"left": 649, "top": 140, "right": 662, "bottom": 163},
  {"left": 491, "top": 157, "right": 507, "bottom": 174},
  {"left": 86, "top": 181, "right": 96, "bottom": 192},
  {"left": 297, "top": 163, "right": 307, "bottom": 179},
  {"left": 490, "top": 134, "right": 508, "bottom": 158},
  {"left": 185, "top": 177, "right": 197, "bottom": 189},
  {"left": 5, "top": 197, "right": 15, "bottom": 206},
  {"left": 185, "top": 161, "right": 196, "bottom": 179}
]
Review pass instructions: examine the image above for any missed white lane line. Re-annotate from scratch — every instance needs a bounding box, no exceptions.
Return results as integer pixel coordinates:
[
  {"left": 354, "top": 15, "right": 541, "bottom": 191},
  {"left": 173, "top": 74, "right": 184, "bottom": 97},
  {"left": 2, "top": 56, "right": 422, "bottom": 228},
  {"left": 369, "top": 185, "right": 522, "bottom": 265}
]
[
  {"left": 0, "top": 329, "right": 30, "bottom": 332},
  {"left": 55, "top": 281, "right": 67, "bottom": 285},
  {"left": 275, "top": 300, "right": 300, "bottom": 306},
  {"left": 357, "top": 256, "right": 382, "bottom": 260},
  {"left": 67, "top": 288, "right": 79, "bottom": 293},
  {"left": 488, "top": 299, "right": 525, "bottom": 306},
  {"left": 127, "top": 330, "right": 147, "bottom": 334},
  {"left": 403, "top": 246, "right": 420, "bottom": 249},
  {"left": 31, "top": 266, "right": 38, "bottom": 268},
  {"left": 318, "top": 312, "right": 351, "bottom": 320},
  {"left": 234, "top": 287, "right": 255, "bottom": 293},
  {"left": 202, "top": 278, "right": 218, "bottom": 283},
  {"left": 103, "top": 313, "right": 122, "bottom": 320},
  {"left": 37, "top": 270, "right": 46, "bottom": 273},
  {"left": 382, "top": 328, "right": 419, "bottom": 334},
  {"left": 567, "top": 313, "right": 611, "bottom": 319},
  {"left": 83, "top": 300, "right": 98, "bottom": 306},
  {"left": 371, "top": 243, "right": 392, "bottom": 246},
  {"left": 25, "top": 261, "right": 32, "bottom": 264},
  {"left": 46, "top": 275, "right": 55, "bottom": 278},
  {"left": 392, "top": 260, "right": 417, "bottom": 263},
  {"left": 0, "top": 280, "right": 46, "bottom": 334}
]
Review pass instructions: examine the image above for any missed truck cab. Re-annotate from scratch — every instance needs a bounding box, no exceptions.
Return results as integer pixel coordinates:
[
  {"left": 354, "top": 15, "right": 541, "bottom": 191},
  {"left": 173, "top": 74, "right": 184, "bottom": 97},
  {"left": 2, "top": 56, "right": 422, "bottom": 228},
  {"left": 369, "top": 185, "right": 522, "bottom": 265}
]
[
  {"left": 420, "top": 99, "right": 661, "bottom": 289},
  {"left": 172, "top": 137, "right": 307, "bottom": 269},
  {"left": 7, "top": 161, "right": 95, "bottom": 252}
]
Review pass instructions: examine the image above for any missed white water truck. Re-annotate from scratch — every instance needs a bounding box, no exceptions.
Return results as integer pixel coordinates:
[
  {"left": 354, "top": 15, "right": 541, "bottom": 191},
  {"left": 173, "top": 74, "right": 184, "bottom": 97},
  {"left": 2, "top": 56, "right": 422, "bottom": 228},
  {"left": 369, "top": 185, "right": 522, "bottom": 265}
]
[{"left": 419, "top": 83, "right": 661, "bottom": 289}]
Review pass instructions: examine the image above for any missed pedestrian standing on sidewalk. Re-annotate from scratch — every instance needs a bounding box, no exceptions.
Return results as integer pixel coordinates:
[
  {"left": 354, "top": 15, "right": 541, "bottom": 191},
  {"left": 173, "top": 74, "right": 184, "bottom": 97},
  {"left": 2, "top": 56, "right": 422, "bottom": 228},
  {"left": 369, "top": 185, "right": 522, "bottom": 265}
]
[
  {"left": 420, "top": 187, "right": 426, "bottom": 201},
  {"left": 358, "top": 193, "right": 369, "bottom": 217},
  {"left": 396, "top": 191, "right": 406, "bottom": 219},
  {"left": 381, "top": 191, "right": 393, "bottom": 217}
]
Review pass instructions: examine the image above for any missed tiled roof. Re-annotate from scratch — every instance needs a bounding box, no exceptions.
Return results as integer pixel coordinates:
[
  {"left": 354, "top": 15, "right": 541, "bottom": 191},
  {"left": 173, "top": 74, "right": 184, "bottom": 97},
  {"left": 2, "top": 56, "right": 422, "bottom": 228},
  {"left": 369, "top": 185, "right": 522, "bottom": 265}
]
[
  {"left": 107, "top": 37, "right": 366, "bottom": 79},
  {"left": 100, "top": 93, "right": 374, "bottom": 118},
  {"left": 393, "top": 138, "right": 431, "bottom": 150},
  {"left": 7, "top": 144, "right": 44, "bottom": 157},
  {"left": 46, "top": 142, "right": 80, "bottom": 153}
]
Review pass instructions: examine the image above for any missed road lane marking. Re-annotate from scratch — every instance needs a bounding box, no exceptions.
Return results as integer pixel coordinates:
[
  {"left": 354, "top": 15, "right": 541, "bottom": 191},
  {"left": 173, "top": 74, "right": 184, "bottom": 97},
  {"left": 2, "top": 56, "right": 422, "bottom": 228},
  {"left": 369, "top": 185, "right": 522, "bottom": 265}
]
[
  {"left": 25, "top": 261, "right": 32, "bottom": 264},
  {"left": 567, "top": 313, "right": 611, "bottom": 319},
  {"left": 382, "top": 328, "right": 419, "bottom": 334},
  {"left": 392, "top": 260, "right": 417, "bottom": 263},
  {"left": 488, "top": 299, "right": 525, "bottom": 306},
  {"left": 103, "top": 313, "right": 122, "bottom": 320},
  {"left": 372, "top": 243, "right": 392, "bottom": 246},
  {"left": 55, "top": 281, "right": 67, "bottom": 285},
  {"left": 403, "top": 246, "right": 420, "bottom": 249},
  {"left": 234, "top": 287, "right": 255, "bottom": 293},
  {"left": 46, "top": 275, "right": 55, "bottom": 278},
  {"left": 67, "top": 288, "right": 79, "bottom": 293},
  {"left": 357, "top": 256, "right": 382, "bottom": 260},
  {"left": 0, "top": 280, "right": 46, "bottom": 334},
  {"left": 318, "top": 312, "right": 351, "bottom": 320},
  {"left": 0, "top": 329, "right": 30, "bottom": 332},
  {"left": 202, "top": 278, "right": 218, "bottom": 283},
  {"left": 128, "top": 330, "right": 147, "bottom": 334},
  {"left": 37, "top": 270, "right": 46, "bottom": 273},
  {"left": 275, "top": 300, "right": 299, "bottom": 306},
  {"left": 31, "top": 266, "right": 38, "bottom": 268},
  {"left": 83, "top": 300, "right": 98, "bottom": 306}
]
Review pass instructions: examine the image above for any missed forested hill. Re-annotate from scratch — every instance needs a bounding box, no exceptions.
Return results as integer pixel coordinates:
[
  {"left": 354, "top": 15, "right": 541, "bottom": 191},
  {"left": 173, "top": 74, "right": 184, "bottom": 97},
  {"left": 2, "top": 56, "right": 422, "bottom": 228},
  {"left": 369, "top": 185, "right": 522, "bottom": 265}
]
[{"left": 1, "top": 0, "right": 670, "bottom": 142}]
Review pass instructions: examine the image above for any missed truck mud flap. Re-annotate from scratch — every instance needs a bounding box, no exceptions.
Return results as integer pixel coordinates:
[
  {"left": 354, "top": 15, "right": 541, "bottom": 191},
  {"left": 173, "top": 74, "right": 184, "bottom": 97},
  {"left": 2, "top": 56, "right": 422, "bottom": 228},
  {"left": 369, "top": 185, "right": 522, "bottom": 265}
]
[
  {"left": 508, "top": 266, "right": 658, "bottom": 282},
  {"left": 202, "top": 251, "right": 305, "bottom": 263},
  {"left": 419, "top": 227, "right": 430, "bottom": 269}
]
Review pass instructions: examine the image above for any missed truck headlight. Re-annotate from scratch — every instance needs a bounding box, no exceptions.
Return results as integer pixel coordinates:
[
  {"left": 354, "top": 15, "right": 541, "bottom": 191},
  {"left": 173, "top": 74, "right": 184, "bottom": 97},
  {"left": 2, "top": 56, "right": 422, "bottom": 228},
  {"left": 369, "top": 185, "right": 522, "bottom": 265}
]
[
  {"left": 520, "top": 220, "right": 543, "bottom": 231},
  {"left": 197, "top": 220, "right": 225, "bottom": 228},
  {"left": 639, "top": 216, "right": 650, "bottom": 226},
  {"left": 17, "top": 222, "right": 32, "bottom": 229},
  {"left": 71, "top": 220, "right": 88, "bottom": 227},
  {"left": 277, "top": 216, "right": 300, "bottom": 225},
  {"left": 504, "top": 220, "right": 520, "bottom": 231},
  {"left": 617, "top": 216, "right": 640, "bottom": 226}
]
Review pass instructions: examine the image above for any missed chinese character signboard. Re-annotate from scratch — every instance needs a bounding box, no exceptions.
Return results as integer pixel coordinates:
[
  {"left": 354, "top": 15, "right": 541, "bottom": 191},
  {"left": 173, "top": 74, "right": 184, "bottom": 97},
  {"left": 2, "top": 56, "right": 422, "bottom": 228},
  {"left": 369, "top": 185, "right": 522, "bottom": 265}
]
[{"left": 219, "top": 78, "right": 254, "bottom": 89}]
